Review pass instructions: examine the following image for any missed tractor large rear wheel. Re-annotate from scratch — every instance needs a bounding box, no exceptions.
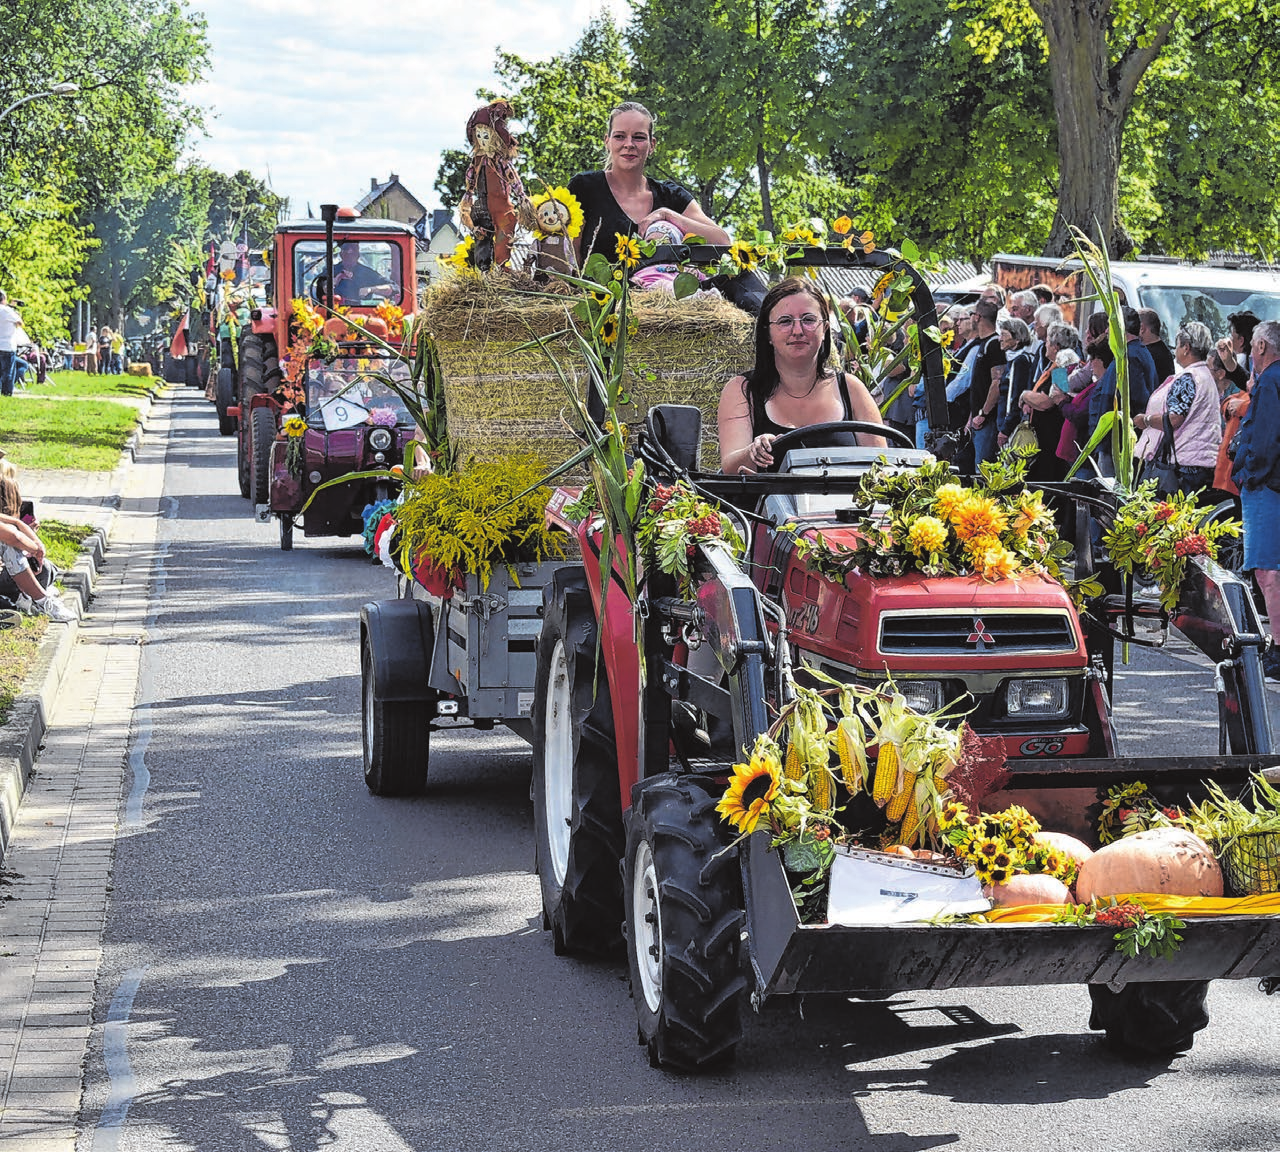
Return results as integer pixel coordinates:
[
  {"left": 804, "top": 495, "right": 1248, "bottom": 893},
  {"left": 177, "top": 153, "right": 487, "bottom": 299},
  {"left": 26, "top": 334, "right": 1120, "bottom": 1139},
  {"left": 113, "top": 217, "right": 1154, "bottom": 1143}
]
[
  {"left": 532, "top": 570, "right": 624, "bottom": 955},
  {"left": 1088, "top": 980, "right": 1211, "bottom": 1057},
  {"left": 250, "top": 406, "right": 275, "bottom": 506},
  {"left": 625, "top": 773, "right": 747, "bottom": 1071}
]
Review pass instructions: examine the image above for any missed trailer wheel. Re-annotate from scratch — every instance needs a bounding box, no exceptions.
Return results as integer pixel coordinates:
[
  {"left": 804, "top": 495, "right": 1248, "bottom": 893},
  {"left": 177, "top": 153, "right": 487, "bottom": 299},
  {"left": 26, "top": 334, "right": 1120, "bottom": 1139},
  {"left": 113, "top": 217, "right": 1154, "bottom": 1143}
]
[
  {"left": 625, "top": 773, "right": 747, "bottom": 1071},
  {"left": 532, "top": 570, "right": 624, "bottom": 955},
  {"left": 250, "top": 406, "right": 275, "bottom": 506},
  {"left": 361, "top": 631, "right": 429, "bottom": 795},
  {"left": 1088, "top": 980, "right": 1211, "bottom": 1056}
]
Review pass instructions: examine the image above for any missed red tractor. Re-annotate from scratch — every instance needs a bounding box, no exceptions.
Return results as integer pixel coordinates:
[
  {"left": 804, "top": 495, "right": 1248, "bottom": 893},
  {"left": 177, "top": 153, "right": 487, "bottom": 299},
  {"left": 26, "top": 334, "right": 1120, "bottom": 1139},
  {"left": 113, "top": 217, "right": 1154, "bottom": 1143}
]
[
  {"left": 230, "top": 204, "right": 419, "bottom": 506},
  {"left": 360, "top": 246, "right": 1280, "bottom": 1072}
]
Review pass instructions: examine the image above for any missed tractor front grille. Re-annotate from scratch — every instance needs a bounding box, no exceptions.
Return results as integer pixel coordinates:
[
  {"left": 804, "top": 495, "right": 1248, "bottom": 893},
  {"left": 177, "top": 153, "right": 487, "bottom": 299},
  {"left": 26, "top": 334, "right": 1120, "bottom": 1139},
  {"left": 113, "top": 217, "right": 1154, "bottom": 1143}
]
[{"left": 878, "top": 610, "right": 1077, "bottom": 655}]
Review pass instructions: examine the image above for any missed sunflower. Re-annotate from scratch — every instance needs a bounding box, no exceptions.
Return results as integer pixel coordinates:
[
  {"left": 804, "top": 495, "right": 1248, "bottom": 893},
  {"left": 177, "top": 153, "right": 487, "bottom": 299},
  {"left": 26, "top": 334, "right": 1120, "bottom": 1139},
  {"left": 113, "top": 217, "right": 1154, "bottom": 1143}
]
[
  {"left": 716, "top": 746, "right": 782, "bottom": 834},
  {"left": 282, "top": 415, "right": 307, "bottom": 438},
  {"left": 727, "top": 240, "right": 758, "bottom": 270},
  {"left": 615, "top": 233, "right": 642, "bottom": 268},
  {"left": 599, "top": 313, "right": 620, "bottom": 345},
  {"left": 529, "top": 186, "right": 585, "bottom": 240},
  {"left": 975, "top": 837, "right": 1002, "bottom": 861},
  {"left": 906, "top": 515, "right": 949, "bottom": 557},
  {"left": 589, "top": 287, "right": 614, "bottom": 309},
  {"left": 951, "top": 495, "right": 1009, "bottom": 543},
  {"left": 938, "top": 800, "right": 967, "bottom": 830},
  {"left": 985, "top": 864, "right": 1012, "bottom": 886}
]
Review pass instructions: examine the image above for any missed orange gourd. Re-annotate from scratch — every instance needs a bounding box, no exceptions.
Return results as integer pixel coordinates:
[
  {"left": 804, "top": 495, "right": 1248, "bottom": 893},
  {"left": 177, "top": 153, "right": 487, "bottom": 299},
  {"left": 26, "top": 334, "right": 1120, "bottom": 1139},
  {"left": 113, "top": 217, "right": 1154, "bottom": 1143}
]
[
  {"left": 363, "top": 316, "right": 389, "bottom": 339},
  {"left": 323, "top": 316, "right": 349, "bottom": 340},
  {"left": 1075, "top": 827, "right": 1222, "bottom": 902}
]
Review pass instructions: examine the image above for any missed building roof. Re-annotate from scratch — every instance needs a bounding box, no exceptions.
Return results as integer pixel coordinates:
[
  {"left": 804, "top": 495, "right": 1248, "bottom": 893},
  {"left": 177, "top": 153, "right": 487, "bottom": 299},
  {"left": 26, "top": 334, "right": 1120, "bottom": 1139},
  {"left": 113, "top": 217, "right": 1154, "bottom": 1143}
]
[{"left": 355, "top": 174, "right": 429, "bottom": 218}]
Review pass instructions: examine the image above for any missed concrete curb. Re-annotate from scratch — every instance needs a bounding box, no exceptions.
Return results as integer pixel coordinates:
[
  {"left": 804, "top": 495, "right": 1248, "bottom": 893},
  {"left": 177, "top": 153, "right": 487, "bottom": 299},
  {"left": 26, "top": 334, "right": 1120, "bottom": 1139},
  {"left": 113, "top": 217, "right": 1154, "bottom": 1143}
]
[{"left": 0, "top": 384, "right": 165, "bottom": 868}]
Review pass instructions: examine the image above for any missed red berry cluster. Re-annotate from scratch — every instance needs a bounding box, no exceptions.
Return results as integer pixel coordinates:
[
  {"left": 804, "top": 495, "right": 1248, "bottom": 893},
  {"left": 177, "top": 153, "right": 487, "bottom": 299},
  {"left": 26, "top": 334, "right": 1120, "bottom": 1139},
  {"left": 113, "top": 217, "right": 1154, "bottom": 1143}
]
[
  {"left": 1095, "top": 902, "right": 1144, "bottom": 928},
  {"left": 1173, "top": 533, "right": 1209, "bottom": 558},
  {"left": 647, "top": 483, "right": 676, "bottom": 515},
  {"left": 685, "top": 513, "right": 723, "bottom": 539},
  {"left": 1154, "top": 503, "right": 1176, "bottom": 523}
]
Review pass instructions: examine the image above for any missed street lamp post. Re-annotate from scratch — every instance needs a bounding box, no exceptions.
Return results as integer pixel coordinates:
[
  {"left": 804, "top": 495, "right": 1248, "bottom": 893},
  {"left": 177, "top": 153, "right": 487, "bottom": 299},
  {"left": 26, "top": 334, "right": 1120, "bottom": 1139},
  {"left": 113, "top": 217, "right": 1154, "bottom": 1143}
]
[{"left": 0, "top": 82, "right": 79, "bottom": 127}]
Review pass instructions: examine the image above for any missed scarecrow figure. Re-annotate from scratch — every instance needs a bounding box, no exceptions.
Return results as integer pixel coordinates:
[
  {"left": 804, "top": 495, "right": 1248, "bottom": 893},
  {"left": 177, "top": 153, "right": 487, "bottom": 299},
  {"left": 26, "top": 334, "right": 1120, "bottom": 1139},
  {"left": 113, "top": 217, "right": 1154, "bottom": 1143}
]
[
  {"left": 459, "top": 99, "right": 533, "bottom": 271},
  {"left": 526, "top": 186, "right": 583, "bottom": 279}
]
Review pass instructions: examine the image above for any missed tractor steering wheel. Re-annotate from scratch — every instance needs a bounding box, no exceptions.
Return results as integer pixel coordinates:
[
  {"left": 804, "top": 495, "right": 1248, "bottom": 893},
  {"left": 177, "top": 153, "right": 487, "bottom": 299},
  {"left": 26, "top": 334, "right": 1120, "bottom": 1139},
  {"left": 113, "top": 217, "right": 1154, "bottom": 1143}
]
[{"left": 764, "top": 420, "right": 914, "bottom": 471}]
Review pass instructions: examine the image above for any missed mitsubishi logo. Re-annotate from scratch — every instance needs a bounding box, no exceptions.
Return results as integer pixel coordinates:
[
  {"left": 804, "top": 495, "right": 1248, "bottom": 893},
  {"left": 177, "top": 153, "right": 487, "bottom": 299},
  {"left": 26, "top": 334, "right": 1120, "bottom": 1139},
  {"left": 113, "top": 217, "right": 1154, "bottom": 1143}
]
[{"left": 966, "top": 618, "right": 995, "bottom": 649}]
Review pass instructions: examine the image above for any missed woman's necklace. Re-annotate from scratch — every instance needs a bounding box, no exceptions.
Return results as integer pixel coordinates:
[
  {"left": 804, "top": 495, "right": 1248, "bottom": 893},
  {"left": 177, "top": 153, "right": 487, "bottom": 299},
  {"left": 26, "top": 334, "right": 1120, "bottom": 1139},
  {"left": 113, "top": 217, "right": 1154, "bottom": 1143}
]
[{"left": 778, "top": 371, "right": 827, "bottom": 400}]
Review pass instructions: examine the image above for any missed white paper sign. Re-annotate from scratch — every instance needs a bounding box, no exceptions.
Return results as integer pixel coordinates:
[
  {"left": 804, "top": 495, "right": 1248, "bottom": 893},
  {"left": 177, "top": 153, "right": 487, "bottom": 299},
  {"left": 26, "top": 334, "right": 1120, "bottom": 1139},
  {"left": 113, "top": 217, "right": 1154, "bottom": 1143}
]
[
  {"left": 826, "top": 847, "right": 991, "bottom": 926},
  {"left": 319, "top": 395, "right": 369, "bottom": 431}
]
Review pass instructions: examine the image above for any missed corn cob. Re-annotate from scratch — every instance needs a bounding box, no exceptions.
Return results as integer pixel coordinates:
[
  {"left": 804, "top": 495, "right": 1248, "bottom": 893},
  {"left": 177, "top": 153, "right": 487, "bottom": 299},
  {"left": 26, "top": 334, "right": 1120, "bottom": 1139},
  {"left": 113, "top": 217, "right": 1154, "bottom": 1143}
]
[
  {"left": 885, "top": 769, "right": 917, "bottom": 820},
  {"left": 898, "top": 792, "right": 923, "bottom": 846},
  {"left": 873, "top": 741, "right": 901, "bottom": 807},
  {"left": 783, "top": 737, "right": 803, "bottom": 781},
  {"left": 834, "top": 717, "right": 867, "bottom": 792},
  {"left": 811, "top": 763, "right": 833, "bottom": 811}
]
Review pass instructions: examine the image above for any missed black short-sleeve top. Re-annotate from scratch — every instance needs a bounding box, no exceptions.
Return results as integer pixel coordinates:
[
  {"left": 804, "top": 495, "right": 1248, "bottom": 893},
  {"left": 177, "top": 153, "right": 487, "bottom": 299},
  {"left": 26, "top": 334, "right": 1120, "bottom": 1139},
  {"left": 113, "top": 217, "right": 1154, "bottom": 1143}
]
[{"left": 567, "top": 170, "right": 694, "bottom": 264}]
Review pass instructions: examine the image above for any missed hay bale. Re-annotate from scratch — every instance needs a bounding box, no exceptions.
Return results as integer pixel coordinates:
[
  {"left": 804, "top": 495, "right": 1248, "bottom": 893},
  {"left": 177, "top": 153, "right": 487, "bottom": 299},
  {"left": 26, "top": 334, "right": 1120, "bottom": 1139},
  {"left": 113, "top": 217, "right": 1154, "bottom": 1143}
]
[
  {"left": 421, "top": 276, "right": 753, "bottom": 472},
  {"left": 126, "top": 363, "right": 153, "bottom": 378}
]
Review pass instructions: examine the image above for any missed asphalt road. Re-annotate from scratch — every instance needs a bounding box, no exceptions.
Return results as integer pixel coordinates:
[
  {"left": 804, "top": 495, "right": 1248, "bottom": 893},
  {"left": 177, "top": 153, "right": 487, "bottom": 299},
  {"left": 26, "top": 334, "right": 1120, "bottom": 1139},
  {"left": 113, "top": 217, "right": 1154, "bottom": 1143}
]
[{"left": 76, "top": 392, "right": 1280, "bottom": 1152}]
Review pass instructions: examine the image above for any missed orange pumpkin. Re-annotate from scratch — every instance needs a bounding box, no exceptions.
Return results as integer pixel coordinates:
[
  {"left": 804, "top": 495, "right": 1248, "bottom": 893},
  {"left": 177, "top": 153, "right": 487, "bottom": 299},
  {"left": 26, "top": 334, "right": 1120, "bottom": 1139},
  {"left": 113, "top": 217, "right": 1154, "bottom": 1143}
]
[
  {"left": 1075, "top": 827, "right": 1222, "bottom": 902},
  {"left": 323, "top": 316, "right": 348, "bottom": 340},
  {"left": 985, "top": 873, "right": 1072, "bottom": 907},
  {"left": 363, "top": 316, "right": 389, "bottom": 339}
]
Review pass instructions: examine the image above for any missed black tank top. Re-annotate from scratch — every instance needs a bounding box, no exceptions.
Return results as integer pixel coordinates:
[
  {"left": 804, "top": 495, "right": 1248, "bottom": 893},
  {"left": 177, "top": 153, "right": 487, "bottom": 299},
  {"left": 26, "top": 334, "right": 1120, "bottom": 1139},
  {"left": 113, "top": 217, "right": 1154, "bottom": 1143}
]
[{"left": 750, "top": 373, "right": 857, "bottom": 438}]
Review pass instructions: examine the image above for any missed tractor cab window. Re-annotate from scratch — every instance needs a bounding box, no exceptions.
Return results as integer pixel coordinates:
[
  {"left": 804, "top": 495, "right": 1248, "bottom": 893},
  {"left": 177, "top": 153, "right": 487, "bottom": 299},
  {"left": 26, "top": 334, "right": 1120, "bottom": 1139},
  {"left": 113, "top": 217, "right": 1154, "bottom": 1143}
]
[
  {"left": 294, "top": 239, "right": 404, "bottom": 307},
  {"left": 305, "top": 359, "right": 414, "bottom": 431}
]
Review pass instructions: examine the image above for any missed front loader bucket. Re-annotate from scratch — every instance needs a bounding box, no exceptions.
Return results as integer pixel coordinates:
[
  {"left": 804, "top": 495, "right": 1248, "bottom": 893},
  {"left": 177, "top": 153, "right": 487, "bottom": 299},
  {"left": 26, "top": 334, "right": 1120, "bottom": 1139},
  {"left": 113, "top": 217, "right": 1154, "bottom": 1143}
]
[{"left": 741, "top": 831, "right": 1280, "bottom": 1001}]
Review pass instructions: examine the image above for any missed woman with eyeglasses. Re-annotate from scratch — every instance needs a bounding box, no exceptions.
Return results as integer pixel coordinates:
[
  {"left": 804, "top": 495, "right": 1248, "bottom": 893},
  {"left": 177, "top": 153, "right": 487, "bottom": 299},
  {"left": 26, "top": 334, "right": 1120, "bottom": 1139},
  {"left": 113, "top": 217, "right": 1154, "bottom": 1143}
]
[{"left": 718, "top": 277, "right": 886, "bottom": 473}]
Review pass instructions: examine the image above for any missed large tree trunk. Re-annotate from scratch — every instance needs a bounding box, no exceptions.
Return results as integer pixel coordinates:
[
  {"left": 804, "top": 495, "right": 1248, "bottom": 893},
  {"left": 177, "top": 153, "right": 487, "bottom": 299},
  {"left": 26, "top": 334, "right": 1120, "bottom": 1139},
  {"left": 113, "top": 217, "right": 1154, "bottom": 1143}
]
[{"left": 1032, "top": 0, "right": 1175, "bottom": 258}]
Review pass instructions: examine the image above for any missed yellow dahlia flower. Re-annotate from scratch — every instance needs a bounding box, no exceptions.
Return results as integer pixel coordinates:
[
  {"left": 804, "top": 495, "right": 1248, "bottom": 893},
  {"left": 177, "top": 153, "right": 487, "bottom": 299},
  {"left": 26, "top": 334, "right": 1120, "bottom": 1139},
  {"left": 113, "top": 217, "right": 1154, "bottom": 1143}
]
[
  {"left": 907, "top": 515, "right": 948, "bottom": 557},
  {"left": 952, "top": 495, "right": 1009, "bottom": 543},
  {"left": 934, "top": 483, "right": 968, "bottom": 523}
]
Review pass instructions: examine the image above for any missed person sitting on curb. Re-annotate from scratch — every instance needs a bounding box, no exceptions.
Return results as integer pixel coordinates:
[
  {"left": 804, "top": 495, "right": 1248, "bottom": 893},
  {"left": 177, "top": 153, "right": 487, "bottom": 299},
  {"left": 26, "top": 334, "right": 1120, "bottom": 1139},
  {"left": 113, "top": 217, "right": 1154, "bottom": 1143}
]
[{"left": 0, "top": 462, "right": 75, "bottom": 621}]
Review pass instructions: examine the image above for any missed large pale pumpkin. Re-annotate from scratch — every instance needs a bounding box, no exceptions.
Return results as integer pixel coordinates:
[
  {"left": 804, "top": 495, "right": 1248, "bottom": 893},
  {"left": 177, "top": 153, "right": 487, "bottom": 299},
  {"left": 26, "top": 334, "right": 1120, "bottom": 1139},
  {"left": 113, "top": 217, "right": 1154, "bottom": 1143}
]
[
  {"left": 1033, "top": 831, "right": 1094, "bottom": 871},
  {"left": 985, "top": 873, "right": 1072, "bottom": 907},
  {"left": 1076, "top": 828, "right": 1222, "bottom": 902}
]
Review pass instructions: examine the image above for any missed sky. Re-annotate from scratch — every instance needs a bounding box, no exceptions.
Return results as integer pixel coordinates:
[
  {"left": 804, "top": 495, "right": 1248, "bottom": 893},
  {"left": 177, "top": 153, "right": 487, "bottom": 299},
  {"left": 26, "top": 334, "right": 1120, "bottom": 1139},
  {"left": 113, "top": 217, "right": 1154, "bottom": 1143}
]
[{"left": 185, "top": 0, "right": 630, "bottom": 221}]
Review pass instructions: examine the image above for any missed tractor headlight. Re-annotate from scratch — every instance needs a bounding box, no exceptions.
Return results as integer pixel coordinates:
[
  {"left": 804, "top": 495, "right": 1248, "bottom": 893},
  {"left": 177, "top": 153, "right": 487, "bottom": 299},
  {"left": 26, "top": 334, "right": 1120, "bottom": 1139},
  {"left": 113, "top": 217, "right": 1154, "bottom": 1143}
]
[
  {"left": 1005, "top": 677, "right": 1069, "bottom": 718},
  {"left": 896, "top": 679, "right": 945, "bottom": 715},
  {"left": 369, "top": 427, "right": 392, "bottom": 451}
]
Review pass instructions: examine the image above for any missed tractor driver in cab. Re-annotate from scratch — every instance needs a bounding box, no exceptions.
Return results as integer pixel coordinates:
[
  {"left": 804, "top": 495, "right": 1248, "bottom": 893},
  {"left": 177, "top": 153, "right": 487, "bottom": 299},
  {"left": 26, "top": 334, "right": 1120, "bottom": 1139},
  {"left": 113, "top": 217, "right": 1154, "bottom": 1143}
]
[
  {"left": 316, "top": 242, "right": 398, "bottom": 306},
  {"left": 718, "top": 277, "right": 885, "bottom": 473}
]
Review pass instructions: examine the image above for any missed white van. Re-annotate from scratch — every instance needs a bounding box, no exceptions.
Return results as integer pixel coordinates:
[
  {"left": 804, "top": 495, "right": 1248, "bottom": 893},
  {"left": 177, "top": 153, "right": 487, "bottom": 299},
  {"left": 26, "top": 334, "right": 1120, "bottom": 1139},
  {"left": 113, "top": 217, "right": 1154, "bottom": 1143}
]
[{"left": 992, "top": 254, "right": 1280, "bottom": 341}]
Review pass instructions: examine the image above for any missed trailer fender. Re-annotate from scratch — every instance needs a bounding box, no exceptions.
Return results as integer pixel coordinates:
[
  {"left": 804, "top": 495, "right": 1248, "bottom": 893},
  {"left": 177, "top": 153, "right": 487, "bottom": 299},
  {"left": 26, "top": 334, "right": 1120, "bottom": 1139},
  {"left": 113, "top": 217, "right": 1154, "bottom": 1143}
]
[{"left": 360, "top": 599, "right": 435, "bottom": 703}]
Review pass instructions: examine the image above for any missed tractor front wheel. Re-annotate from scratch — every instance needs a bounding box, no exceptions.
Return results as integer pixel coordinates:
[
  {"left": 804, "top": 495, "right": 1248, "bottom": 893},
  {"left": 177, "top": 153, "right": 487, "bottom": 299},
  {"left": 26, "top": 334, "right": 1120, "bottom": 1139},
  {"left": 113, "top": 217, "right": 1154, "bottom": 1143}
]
[
  {"left": 250, "top": 406, "right": 275, "bottom": 506},
  {"left": 1088, "top": 980, "right": 1211, "bottom": 1057},
  {"left": 532, "top": 570, "right": 624, "bottom": 955},
  {"left": 625, "top": 773, "right": 747, "bottom": 1071}
]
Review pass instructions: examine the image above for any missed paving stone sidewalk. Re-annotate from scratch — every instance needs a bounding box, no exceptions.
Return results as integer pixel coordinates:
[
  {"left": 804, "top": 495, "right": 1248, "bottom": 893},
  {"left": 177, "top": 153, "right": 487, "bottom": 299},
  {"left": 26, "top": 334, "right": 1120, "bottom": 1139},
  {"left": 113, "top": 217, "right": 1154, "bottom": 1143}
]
[{"left": 0, "top": 393, "right": 171, "bottom": 1150}]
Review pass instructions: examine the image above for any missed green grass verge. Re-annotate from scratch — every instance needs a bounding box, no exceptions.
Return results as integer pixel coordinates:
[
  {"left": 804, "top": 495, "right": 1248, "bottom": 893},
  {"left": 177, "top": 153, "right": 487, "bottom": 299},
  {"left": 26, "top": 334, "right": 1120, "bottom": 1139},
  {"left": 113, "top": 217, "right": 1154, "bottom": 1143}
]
[
  {"left": 0, "top": 615, "right": 49, "bottom": 726},
  {"left": 0, "top": 518, "right": 92, "bottom": 726},
  {"left": 0, "top": 396, "right": 140, "bottom": 470},
  {"left": 42, "top": 519, "right": 95, "bottom": 571},
  {"left": 24, "top": 369, "right": 158, "bottom": 400}
]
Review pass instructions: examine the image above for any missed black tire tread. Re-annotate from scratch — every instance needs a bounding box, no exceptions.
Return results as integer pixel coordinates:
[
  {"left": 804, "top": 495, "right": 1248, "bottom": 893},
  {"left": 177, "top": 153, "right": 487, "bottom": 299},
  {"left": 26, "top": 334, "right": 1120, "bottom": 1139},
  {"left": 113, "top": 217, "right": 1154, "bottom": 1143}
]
[
  {"left": 626, "top": 774, "right": 746, "bottom": 1072},
  {"left": 532, "top": 569, "right": 625, "bottom": 955},
  {"left": 250, "top": 406, "right": 275, "bottom": 505},
  {"left": 361, "top": 635, "right": 429, "bottom": 795},
  {"left": 1088, "top": 980, "right": 1211, "bottom": 1056}
]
